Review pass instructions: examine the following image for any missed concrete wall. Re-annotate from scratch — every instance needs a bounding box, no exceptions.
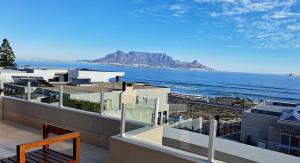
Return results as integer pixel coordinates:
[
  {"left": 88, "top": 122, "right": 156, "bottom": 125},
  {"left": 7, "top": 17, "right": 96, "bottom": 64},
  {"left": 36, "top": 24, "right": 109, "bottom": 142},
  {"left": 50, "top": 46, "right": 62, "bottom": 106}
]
[
  {"left": 1, "top": 96, "right": 145, "bottom": 149},
  {"left": 108, "top": 136, "right": 205, "bottom": 163},
  {"left": 68, "top": 70, "right": 124, "bottom": 83},
  {"left": 162, "top": 127, "right": 300, "bottom": 163},
  {"left": 0, "top": 96, "right": 3, "bottom": 119},
  {"left": 120, "top": 86, "right": 136, "bottom": 108},
  {"left": 131, "top": 126, "right": 164, "bottom": 144},
  {"left": 240, "top": 111, "right": 278, "bottom": 145},
  {"left": 32, "top": 69, "right": 69, "bottom": 81},
  {"left": 267, "top": 126, "right": 281, "bottom": 151}
]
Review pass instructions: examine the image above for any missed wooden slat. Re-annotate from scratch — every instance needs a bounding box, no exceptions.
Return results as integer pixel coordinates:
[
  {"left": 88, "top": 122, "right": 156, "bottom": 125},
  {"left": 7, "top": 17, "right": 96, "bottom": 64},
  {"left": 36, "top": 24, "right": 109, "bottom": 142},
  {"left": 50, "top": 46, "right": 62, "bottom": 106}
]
[
  {"left": 25, "top": 155, "right": 39, "bottom": 163},
  {"left": 0, "top": 157, "right": 15, "bottom": 163},
  {"left": 29, "top": 151, "right": 60, "bottom": 163},
  {"left": 35, "top": 149, "right": 71, "bottom": 162},
  {"left": 7, "top": 157, "right": 17, "bottom": 163},
  {"left": 26, "top": 153, "right": 46, "bottom": 163},
  {"left": 46, "top": 125, "right": 72, "bottom": 135},
  {"left": 33, "top": 151, "right": 65, "bottom": 163},
  {"left": 42, "top": 149, "right": 73, "bottom": 161}
]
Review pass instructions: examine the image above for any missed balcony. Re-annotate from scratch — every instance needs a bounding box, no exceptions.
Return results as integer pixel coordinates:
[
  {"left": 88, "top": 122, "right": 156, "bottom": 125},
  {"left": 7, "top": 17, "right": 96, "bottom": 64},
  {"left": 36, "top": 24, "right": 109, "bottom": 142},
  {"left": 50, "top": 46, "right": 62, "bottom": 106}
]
[{"left": 1, "top": 94, "right": 300, "bottom": 163}]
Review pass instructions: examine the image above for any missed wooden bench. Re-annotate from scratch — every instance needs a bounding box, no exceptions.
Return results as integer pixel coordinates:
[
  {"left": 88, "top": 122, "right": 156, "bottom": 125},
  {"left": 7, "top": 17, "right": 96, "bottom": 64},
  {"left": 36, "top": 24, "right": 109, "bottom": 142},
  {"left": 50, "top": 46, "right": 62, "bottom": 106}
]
[{"left": 0, "top": 124, "right": 80, "bottom": 163}]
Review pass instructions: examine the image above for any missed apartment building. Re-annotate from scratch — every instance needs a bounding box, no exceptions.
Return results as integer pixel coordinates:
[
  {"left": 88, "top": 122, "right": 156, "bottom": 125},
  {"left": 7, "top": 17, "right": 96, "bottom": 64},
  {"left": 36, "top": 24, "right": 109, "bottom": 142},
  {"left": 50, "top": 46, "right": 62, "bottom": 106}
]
[
  {"left": 240, "top": 100, "right": 300, "bottom": 156},
  {"left": 38, "top": 82, "right": 170, "bottom": 124}
]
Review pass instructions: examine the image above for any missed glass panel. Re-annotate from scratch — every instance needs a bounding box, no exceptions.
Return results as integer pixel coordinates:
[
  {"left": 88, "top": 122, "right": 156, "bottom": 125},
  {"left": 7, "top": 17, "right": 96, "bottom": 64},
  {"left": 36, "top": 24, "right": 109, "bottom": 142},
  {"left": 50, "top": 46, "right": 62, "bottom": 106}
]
[
  {"left": 126, "top": 98, "right": 156, "bottom": 124},
  {"left": 280, "top": 134, "right": 290, "bottom": 146},
  {"left": 102, "top": 92, "right": 156, "bottom": 125}
]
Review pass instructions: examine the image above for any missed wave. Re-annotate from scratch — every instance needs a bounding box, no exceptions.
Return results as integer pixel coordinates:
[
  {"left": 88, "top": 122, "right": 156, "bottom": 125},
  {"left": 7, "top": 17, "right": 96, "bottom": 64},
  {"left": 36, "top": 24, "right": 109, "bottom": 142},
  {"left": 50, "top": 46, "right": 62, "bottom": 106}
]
[
  {"left": 125, "top": 77, "right": 300, "bottom": 95},
  {"left": 188, "top": 89, "right": 300, "bottom": 102},
  {"left": 174, "top": 85, "right": 197, "bottom": 90}
]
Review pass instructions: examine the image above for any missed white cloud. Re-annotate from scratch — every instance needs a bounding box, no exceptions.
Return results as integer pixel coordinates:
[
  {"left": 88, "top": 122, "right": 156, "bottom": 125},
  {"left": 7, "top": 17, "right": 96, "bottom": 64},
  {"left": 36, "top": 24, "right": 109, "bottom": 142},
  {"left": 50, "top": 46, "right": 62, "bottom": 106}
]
[
  {"left": 132, "top": 0, "right": 300, "bottom": 48},
  {"left": 272, "top": 11, "right": 300, "bottom": 19},
  {"left": 287, "top": 23, "right": 300, "bottom": 31}
]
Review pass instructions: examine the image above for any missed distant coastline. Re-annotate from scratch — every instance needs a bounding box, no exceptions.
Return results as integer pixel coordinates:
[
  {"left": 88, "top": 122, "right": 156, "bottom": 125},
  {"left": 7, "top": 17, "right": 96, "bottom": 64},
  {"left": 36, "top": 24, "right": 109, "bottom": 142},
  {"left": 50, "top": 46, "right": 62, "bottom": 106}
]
[
  {"left": 78, "top": 50, "right": 214, "bottom": 71},
  {"left": 77, "top": 60, "right": 213, "bottom": 71}
]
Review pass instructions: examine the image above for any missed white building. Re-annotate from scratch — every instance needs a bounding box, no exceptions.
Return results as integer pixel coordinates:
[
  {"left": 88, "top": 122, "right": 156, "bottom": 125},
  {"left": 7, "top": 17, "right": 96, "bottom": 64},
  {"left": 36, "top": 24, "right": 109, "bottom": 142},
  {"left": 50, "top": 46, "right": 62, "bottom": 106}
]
[{"left": 0, "top": 67, "right": 124, "bottom": 84}]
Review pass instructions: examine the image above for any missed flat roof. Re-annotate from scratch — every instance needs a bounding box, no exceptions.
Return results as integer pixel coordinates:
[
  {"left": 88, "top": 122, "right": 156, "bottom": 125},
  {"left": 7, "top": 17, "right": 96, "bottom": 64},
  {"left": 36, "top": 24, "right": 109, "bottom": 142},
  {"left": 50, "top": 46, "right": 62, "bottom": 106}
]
[
  {"left": 43, "top": 82, "right": 166, "bottom": 94},
  {"left": 251, "top": 104, "right": 291, "bottom": 113},
  {"left": 0, "top": 68, "right": 27, "bottom": 73},
  {"left": 247, "top": 101, "right": 300, "bottom": 117},
  {"left": 16, "top": 67, "right": 124, "bottom": 73}
]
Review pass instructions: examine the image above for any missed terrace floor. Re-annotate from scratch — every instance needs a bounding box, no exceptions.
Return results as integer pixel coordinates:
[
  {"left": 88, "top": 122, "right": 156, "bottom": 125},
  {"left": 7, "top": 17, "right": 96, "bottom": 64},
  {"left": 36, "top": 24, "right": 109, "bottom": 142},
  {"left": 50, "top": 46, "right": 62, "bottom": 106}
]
[{"left": 0, "top": 120, "right": 108, "bottom": 163}]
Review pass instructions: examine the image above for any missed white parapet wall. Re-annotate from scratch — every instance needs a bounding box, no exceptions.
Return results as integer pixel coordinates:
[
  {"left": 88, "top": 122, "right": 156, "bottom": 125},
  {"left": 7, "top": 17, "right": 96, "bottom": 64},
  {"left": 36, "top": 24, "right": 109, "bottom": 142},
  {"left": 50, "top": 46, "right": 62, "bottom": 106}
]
[
  {"left": 69, "top": 69, "right": 125, "bottom": 82},
  {"left": 163, "top": 127, "right": 300, "bottom": 163}
]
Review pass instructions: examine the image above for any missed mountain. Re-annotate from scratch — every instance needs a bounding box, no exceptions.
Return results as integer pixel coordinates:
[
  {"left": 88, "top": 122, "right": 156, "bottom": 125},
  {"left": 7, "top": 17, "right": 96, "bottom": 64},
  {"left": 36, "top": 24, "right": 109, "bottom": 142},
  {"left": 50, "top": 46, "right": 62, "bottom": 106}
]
[{"left": 81, "top": 50, "right": 213, "bottom": 70}]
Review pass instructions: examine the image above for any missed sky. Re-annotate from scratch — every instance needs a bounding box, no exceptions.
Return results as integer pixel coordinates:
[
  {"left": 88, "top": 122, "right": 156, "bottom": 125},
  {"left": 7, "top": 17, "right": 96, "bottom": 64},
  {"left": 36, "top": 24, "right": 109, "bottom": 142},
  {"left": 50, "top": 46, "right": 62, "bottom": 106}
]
[{"left": 0, "top": 0, "right": 300, "bottom": 74}]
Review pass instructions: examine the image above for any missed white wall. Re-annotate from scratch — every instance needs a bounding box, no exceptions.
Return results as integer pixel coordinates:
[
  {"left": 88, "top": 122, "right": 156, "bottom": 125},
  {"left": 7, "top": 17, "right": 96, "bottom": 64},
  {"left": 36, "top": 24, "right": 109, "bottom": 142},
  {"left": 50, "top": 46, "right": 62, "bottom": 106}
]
[
  {"left": 135, "top": 87, "right": 170, "bottom": 112},
  {"left": 0, "top": 69, "right": 69, "bottom": 83},
  {"left": 163, "top": 127, "right": 300, "bottom": 163},
  {"left": 68, "top": 70, "right": 125, "bottom": 82}
]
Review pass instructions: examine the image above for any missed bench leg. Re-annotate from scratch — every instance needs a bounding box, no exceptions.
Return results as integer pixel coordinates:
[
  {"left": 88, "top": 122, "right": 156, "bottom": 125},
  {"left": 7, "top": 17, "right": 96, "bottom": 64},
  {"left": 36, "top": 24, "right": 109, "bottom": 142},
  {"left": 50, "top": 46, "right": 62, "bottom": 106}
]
[{"left": 73, "top": 137, "right": 80, "bottom": 162}]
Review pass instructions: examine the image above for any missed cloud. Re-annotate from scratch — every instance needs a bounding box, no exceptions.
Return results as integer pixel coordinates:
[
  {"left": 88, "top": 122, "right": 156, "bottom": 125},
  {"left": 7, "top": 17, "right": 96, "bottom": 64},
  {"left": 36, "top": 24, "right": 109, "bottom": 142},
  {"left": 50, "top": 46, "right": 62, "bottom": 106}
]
[
  {"left": 272, "top": 11, "right": 300, "bottom": 19},
  {"left": 287, "top": 23, "right": 300, "bottom": 31},
  {"left": 167, "top": 4, "right": 192, "bottom": 17},
  {"left": 132, "top": 0, "right": 300, "bottom": 48}
]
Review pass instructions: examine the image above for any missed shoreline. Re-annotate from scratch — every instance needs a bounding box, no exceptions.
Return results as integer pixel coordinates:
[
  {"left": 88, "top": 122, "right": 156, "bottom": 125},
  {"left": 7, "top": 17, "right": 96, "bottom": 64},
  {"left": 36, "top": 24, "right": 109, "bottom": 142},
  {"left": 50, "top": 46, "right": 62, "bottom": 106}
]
[{"left": 168, "top": 92, "right": 254, "bottom": 111}]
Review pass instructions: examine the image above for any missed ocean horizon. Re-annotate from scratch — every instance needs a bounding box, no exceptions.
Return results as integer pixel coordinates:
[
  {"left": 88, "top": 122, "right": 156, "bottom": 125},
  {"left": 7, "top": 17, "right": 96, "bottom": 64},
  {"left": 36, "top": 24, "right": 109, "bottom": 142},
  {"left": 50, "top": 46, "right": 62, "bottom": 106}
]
[{"left": 16, "top": 60, "right": 300, "bottom": 104}]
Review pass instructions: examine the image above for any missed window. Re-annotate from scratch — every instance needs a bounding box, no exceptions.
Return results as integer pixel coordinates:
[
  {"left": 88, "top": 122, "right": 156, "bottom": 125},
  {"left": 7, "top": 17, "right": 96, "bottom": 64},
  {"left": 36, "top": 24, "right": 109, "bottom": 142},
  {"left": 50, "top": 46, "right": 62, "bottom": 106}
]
[
  {"left": 136, "top": 96, "right": 139, "bottom": 104},
  {"left": 143, "top": 97, "right": 148, "bottom": 104},
  {"left": 104, "top": 99, "right": 112, "bottom": 110},
  {"left": 280, "top": 134, "right": 290, "bottom": 146},
  {"left": 279, "top": 133, "right": 300, "bottom": 156},
  {"left": 291, "top": 135, "right": 300, "bottom": 148}
]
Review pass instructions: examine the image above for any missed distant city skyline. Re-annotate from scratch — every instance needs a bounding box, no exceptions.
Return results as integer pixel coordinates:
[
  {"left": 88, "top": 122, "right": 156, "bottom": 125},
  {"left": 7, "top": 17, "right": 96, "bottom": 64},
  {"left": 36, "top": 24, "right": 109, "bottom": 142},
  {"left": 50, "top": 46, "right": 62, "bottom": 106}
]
[{"left": 1, "top": 0, "right": 300, "bottom": 74}]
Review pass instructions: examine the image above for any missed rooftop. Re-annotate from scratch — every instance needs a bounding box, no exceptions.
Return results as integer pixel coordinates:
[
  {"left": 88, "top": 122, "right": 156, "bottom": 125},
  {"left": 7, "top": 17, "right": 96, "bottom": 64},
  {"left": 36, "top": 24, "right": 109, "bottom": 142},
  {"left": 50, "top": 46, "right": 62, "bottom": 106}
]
[
  {"left": 0, "top": 120, "right": 108, "bottom": 163},
  {"left": 249, "top": 101, "right": 300, "bottom": 114},
  {"left": 0, "top": 68, "right": 26, "bottom": 73},
  {"left": 43, "top": 82, "right": 166, "bottom": 94}
]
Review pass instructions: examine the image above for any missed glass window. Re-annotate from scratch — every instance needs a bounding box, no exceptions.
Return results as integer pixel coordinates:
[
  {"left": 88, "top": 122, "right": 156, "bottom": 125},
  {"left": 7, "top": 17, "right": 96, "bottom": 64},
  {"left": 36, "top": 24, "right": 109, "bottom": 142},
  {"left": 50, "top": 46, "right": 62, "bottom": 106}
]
[
  {"left": 143, "top": 97, "right": 148, "bottom": 104},
  {"left": 136, "top": 96, "right": 139, "bottom": 104},
  {"left": 104, "top": 99, "right": 112, "bottom": 110},
  {"left": 280, "top": 133, "right": 290, "bottom": 146},
  {"left": 291, "top": 135, "right": 300, "bottom": 148}
]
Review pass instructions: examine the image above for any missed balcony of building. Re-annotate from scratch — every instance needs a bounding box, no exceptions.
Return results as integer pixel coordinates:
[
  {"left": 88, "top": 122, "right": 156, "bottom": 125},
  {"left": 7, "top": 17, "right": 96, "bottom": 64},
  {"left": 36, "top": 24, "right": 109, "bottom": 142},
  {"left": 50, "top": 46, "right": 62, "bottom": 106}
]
[{"left": 1, "top": 93, "right": 300, "bottom": 163}]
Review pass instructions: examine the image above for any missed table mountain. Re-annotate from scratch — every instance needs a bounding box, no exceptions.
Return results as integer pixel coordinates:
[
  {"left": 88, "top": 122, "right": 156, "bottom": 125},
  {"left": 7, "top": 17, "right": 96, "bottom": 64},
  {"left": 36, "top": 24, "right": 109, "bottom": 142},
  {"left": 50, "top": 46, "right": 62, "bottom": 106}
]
[{"left": 82, "top": 50, "right": 213, "bottom": 70}]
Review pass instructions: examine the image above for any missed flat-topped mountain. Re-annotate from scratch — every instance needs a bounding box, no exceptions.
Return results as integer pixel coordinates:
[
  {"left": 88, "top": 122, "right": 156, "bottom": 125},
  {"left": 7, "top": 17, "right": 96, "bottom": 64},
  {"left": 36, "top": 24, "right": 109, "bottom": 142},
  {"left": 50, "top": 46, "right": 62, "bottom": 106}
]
[{"left": 81, "top": 50, "right": 213, "bottom": 70}]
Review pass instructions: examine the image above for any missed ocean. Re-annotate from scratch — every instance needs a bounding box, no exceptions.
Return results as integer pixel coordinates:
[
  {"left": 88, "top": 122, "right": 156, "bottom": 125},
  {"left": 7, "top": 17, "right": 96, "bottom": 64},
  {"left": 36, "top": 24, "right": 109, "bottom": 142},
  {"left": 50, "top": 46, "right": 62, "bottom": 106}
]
[{"left": 17, "top": 60, "right": 300, "bottom": 103}]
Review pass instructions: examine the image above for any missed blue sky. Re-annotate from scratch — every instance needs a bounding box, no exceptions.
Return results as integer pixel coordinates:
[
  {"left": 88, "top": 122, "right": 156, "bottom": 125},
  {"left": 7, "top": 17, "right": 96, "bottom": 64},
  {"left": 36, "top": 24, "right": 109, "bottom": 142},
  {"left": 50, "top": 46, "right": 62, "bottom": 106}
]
[{"left": 0, "top": 0, "right": 300, "bottom": 74}]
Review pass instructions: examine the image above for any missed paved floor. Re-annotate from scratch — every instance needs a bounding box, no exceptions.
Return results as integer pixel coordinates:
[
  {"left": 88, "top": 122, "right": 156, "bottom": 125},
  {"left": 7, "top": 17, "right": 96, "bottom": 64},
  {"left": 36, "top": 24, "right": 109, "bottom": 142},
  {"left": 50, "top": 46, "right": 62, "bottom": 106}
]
[{"left": 0, "top": 120, "right": 108, "bottom": 163}]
